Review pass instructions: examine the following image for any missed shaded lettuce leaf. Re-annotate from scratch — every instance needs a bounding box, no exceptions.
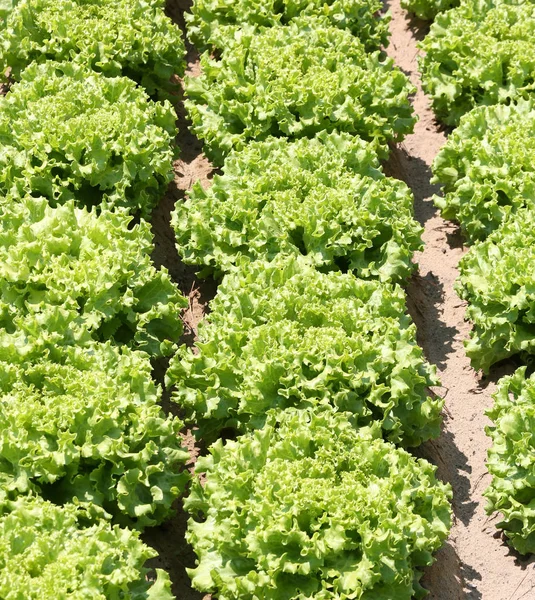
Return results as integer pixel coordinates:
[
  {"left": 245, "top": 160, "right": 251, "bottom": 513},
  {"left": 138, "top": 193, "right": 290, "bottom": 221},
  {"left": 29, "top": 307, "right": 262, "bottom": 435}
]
[
  {"left": 167, "top": 255, "right": 441, "bottom": 446},
  {"left": 0, "top": 338, "right": 189, "bottom": 529},
  {"left": 485, "top": 368, "right": 535, "bottom": 554},
  {"left": 172, "top": 132, "right": 422, "bottom": 282},
  {"left": 419, "top": 0, "right": 535, "bottom": 125},
  {"left": 186, "top": 407, "right": 452, "bottom": 599},
  {"left": 432, "top": 100, "right": 535, "bottom": 243},
  {"left": 0, "top": 496, "right": 174, "bottom": 598},
  {"left": 401, "top": 0, "right": 458, "bottom": 20},
  {"left": 185, "top": 17, "right": 416, "bottom": 165},
  {"left": 0, "top": 61, "right": 176, "bottom": 216},
  {"left": 457, "top": 206, "right": 535, "bottom": 372},
  {"left": 0, "top": 0, "right": 185, "bottom": 95},
  {"left": 186, "top": 0, "right": 390, "bottom": 52},
  {"left": 0, "top": 196, "right": 187, "bottom": 357}
]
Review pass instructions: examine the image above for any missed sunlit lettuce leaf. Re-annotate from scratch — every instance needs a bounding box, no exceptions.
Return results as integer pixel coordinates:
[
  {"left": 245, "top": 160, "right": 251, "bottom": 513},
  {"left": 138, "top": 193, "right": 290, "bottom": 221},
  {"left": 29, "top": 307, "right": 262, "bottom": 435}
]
[
  {"left": 457, "top": 206, "right": 535, "bottom": 372},
  {"left": 186, "top": 0, "right": 390, "bottom": 52},
  {"left": 167, "top": 255, "right": 441, "bottom": 446},
  {"left": 485, "top": 368, "right": 535, "bottom": 554},
  {"left": 0, "top": 496, "right": 174, "bottom": 598},
  {"left": 185, "top": 17, "right": 416, "bottom": 165},
  {"left": 0, "top": 336, "right": 189, "bottom": 529},
  {"left": 401, "top": 0, "right": 458, "bottom": 20},
  {"left": 432, "top": 100, "right": 535, "bottom": 243},
  {"left": 0, "top": 0, "right": 185, "bottom": 94},
  {"left": 0, "top": 196, "right": 187, "bottom": 357},
  {"left": 172, "top": 132, "right": 422, "bottom": 282},
  {"left": 419, "top": 0, "right": 535, "bottom": 125},
  {"left": 0, "top": 61, "right": 176, "bottom": 216},
  {"left": 186, "top": 407, "right": 452, "bottom": 599}
]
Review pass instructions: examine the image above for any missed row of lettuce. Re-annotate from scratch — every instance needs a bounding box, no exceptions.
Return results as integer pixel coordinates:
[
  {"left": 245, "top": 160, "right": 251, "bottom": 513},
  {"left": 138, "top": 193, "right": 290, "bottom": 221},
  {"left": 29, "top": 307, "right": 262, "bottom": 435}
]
[
  {"left": 0, "top": 1, "right": 194, "bottom": 597},
  {"left": 403, "top": 0, "right": 535, "bottom": 556},
  {"left": 171, "top": 2, "right": 454, "bottom": 599}
]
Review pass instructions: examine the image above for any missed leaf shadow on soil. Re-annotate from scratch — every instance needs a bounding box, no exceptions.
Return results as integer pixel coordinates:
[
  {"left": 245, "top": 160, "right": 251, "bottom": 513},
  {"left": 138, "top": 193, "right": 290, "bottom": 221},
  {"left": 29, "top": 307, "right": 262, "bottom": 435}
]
[
  {"left": 384, "top": 146, "right": 440, "bottom": 226},
  {"left": 414, "top": 423, "right": 483, "bottom": 599},
  {"left": 383, "top": 0, "right": 431, "bottom": 42}
]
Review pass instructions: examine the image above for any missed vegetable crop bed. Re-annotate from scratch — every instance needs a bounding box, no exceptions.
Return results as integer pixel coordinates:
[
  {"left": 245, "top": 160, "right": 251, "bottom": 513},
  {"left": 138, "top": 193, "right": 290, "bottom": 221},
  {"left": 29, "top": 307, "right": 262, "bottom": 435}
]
[{"left": 143, "top": 1, "right": 535, "bottom": 598}]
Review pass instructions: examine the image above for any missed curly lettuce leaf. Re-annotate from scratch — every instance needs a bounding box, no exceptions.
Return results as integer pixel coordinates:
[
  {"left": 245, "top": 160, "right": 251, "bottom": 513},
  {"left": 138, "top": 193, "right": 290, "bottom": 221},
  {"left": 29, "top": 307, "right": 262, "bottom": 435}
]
[
  {"left": 186, "top": 0, "right": 390, "bottom": 52},
  {"left": 0, "top": 496, "right": 174, "bottom": 599},
  {"left": 432, "top": 100, "right": 535, "bottom": 242},
  {"left": 0, "top": 0, "right": 185, "bottom": 95},
  {"left": 401, "top": 0, "right": 458, "bottom": 20},
  {"left": 419, "top": 0, "right": 535, "bottom": 125},
  {"left": 0, "top": 196, "right": 187, "bottom": 357},
  {"left": 172, "top": 132, "right": 422, "bottom": 281},
  {"left": 0, "top": 339, "right": 189, "bottom": 529},
  {"left": 167, "top": 255, "right": 441, "bottom": 446},
  {"left": 186, "top": 407, "right": 452, "bottom": 599},
  {"left": 485, "top": 368, "right": 535, "bottom": 554},
  {"left": 0, "top": 61, "right": 176, "bottom": 216},
  {"left": 457, "top": 206, "right": 535, "bottom": 372},
  {"left": 185, "top": 17, "right": 416, "bottom": 165}
]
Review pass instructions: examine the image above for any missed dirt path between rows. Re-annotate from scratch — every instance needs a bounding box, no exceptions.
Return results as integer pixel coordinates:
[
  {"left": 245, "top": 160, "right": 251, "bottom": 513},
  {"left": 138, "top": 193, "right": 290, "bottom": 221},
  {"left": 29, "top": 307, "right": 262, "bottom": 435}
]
[
  {"left": 385, "top": 1, "right": 535, "bottom": 598},
  {"left": 144, "top": 1, "right": 535, "bottom": 598}
]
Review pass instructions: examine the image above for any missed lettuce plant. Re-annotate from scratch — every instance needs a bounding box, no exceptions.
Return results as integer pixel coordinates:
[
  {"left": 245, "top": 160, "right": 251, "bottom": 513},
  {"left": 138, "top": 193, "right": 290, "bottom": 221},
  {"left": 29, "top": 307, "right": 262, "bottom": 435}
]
[
  {"left": 172, "top": 132, "right": 422, "bottom": 281},
  {"left": 457, "top": 206, "right": 535, "bottom": 372},
  {"left": 419, "top": 0, "right": 535, "bottom": 125},
  {"left": 186, "top": 408, "right": 452, "bottom": 599},
  {"left": 0, "top": 0, "right": 185, "bottom": 94},
  {"left": 0, "top": 496, "right": 173, "bottom": 598},
  {"left": 0, "top": 337, "right": 189, "bottom": 529},
  {"left": 485, "top": 368, "right": 535, "bottom": 554},
  {"left": 167, "top": 255, "right": 441, "bottom": 446},
  {"left": 0, "top": 61, "right": 176, "bottom": 216},
  {"left": 0, "top": 196, "right": 187, "bottom": 358},
  {"left": 401, "top": 0, "right": 458, "bottom": 20},
  {"left": 185, "top": 18, "right": 416, "bottom": 165},
  {"left": 186, "top": 0, "right": 390, "bottom": 52},
  {"left": 432, "top": 100, "right": 535, "bottom": 242}
]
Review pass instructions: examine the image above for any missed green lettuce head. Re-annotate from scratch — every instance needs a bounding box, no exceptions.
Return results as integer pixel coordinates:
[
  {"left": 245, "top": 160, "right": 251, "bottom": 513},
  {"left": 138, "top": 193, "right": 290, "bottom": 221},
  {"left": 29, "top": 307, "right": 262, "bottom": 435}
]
[
  {"left": 185, "top": 17, "right": 416, "bottom": 165},
  {"left": 186, "top": 0, "right": 390, "bottom": 52},
  {"left": 0, "top": 0, "right": 185, "bottom": 95},
  {"left": 0, "top": 61, "right": 177, "bottom": 216},
  {"left": 0, "top": 338, "right": 189, "bottom": 529},
  {"left": 432, "top": 99, "right": 535, "bottom": 242},
  {"left": 167, "top": 255, "right": 442, "bottom": 446},
  {"left": 0, "top": 196, "right": 187, "bottom": 358},
  {"left": 172, "top": 132, "right": 422, "bottom": 282},
  {"left": 0, "top": 496, "right": 174, "bottom": 598},
  {"left": 485, "top": 368, "right": 535, "bottom": 554},
  {"left": 186, "top": 407, "right": 452, "bottom": 599}
]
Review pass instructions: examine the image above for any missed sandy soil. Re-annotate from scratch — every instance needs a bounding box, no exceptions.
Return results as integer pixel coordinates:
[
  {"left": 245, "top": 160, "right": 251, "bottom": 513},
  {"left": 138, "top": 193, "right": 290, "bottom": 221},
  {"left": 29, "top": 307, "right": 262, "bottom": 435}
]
[{"left": 144, "top": 1, "right": 535, "bottom": 598}]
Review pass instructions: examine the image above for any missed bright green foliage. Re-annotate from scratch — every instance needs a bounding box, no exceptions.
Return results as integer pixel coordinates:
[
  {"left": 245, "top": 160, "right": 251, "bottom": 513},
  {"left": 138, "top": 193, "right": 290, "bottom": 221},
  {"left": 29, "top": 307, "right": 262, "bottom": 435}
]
[
  {"left": 185, "top": 18, "right": 416, "bottom": 165},
  {"left": 0, "top": 61, "right": 176, "bottom": 216},
  {"left": 0, "top": 496, "right": 173, "bottom": 598},
  {"left": 0, "top": 0, "right": 186, "bottom": 94},
  {"left": 0, "top": 196, "right": 187, "bottom": 358},
  {"left": 172, "top": 133, "right": 422, "bottom": 281},
  {"left": 432, "top": 100, "right": 535, "bottom": 242},
  {"left": 186, "top": 0, "right": 390, "bottom": 52},
  {"left": 167, "top": 255, "right": 441, "bottom": 446},
  {"left": 0, "top": 336, "right": 189, "bottom": 529},
  {"left": 401, "top": 0, "right": 458, "bottom": 20},
  {"left": 0, "top": 0, "right": 15, "bottom": 20},
  {"left": 419, "top": 0, "right": 535, "bottom": 125},
  {"left": 485, "top": 368, "right": 535, "bottom": 555},
  {"left": 457, "top": 206, "right": 535, "bottom": 372},
  {"left": 186, "top": 408, "right": 452, "bottom": 599}
]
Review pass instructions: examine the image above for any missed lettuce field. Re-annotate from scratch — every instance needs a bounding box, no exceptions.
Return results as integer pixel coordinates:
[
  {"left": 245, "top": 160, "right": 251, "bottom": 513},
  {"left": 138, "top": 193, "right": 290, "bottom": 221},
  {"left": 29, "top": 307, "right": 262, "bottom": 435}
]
[{"left": 1, "top": 0, "right": 535, "bottom": 598}]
